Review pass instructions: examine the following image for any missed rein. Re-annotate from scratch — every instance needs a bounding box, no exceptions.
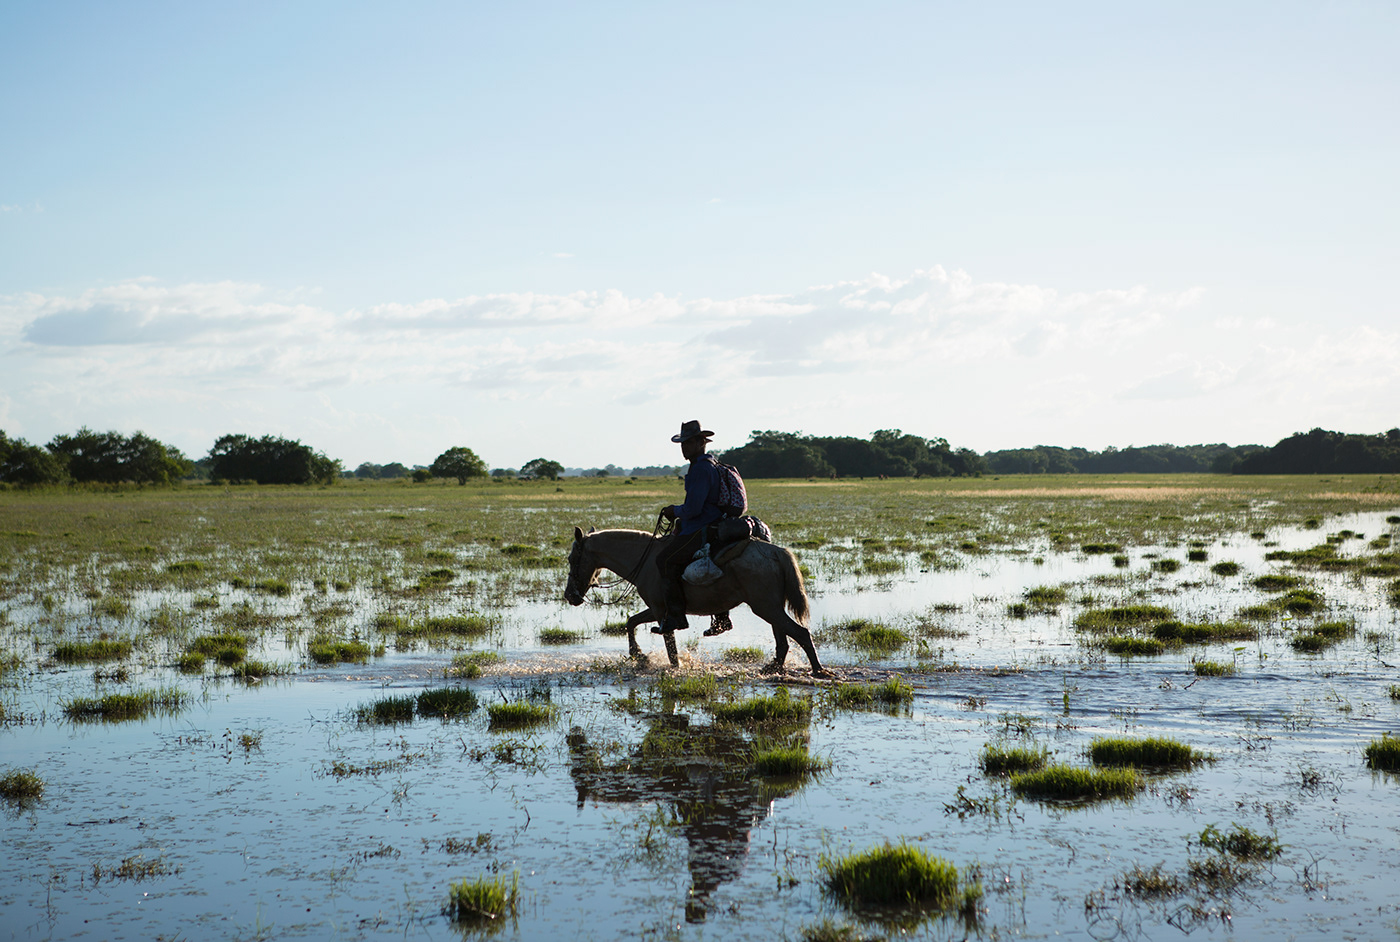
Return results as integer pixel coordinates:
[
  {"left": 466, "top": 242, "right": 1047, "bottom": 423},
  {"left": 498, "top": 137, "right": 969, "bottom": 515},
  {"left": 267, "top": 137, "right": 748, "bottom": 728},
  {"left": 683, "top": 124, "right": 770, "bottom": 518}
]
[{"left": 590, "top": 511, "right": 672, "bottom": 604}]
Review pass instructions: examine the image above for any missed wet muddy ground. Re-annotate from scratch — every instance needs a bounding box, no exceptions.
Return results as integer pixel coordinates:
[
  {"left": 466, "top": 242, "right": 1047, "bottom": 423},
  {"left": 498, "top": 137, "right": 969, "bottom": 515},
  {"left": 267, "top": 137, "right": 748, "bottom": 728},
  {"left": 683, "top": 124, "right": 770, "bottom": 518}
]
[{"left": 2, "top": 489, "right": 1399, "bottom": 941}]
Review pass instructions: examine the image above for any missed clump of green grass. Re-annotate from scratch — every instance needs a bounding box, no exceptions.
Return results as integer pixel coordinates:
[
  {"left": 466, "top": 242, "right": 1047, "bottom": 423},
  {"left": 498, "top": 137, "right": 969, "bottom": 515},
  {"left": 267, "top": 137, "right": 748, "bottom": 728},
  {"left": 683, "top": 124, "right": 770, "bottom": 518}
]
[
  {"left": 752, "top": 742, "right": 829, "bottom": 777},
  {"left": 1279, "top": 587, "right": 1323, "bottom": 614},
  {"left": 1010, "top": 764, "right": 1142, "bottom": 801},
  {"left": 861, "top": 557, "right": 903, "bottom": 576},
  {"left": 1363, "top": 734, "right": 1400, "bottom": 772},
  {"left": 1073, "top": 605, "right": 1174, "bottom": 632},
  {"left": 538, "top": 627, "right": 584, "bottom": 645},
  {"left": 979, "top": 743, "right": 1048, "bottom": 776},
  {"left": 175, "top": 652, "right": 205, "bottom": 674},
  {"left": 1081, "top": 543, "right": 1121, "bottom": 555},
  {"left": 445, "top": 651, "right": 500, "bottom": 678},
  {"left": 445, "top": 871, "right": 519, "bottom": 924},
  {"left": 229, "top": 660, "right": 294, "bottom": 680},
  {"left": 0, "top": 768, "right": 44, "bottom": 806},
  {"left": 711, "top": 686, "right": 811, "bottom": 726},
  {"left": 1211, "top": 561, "right": 1241, "bottom": 577},
  {"left": 1152, "top": 621, "right": 1257, "bottom": 644},
  {"left": 1194, "top": 659, "right": 1236, "bottom": 676},
  {"left": 1117, "top": 863, "right": 1186, "bottom": 899},
  {"left": 1237, "top": 604, "right": 1278, "bottom": 621},
  {"left": 846, "top": 624, "right": 909, "bottom": 656},
  {"left": 1088, "top": 736, "right": 1210, "bottom": 770},
  {"left": 722, "top": 646, "right": 765, "bottom": 664},
  {"left": 1112, "top": 554, "right": 1130, "bottom": 568},
  {"left": 1197, "top": 823, "right": 1281, "bottom": 860},
  {"left": 1186, "top": 549, "right": 1208, "bottom": 562},
  {"left": 598, "top": 621, "right": 629, "bottom": 637},
  {"left": 1387, "top": 684, "right": 1400, "bottom": 701},
  {"left": 382, "top": 613, "right": 495, "bottom": 641},
  {"left": 253, "top": 577, "right": 291, "bottom": 596},
  {"left": 355, "top": 694, "right": 417, "bottom": 725},
  {"left": 1151, "top": 558, "right": 1181, "bottom": 574},
  {"left": 1252, "top": 573, "right": 1300, "bottom": 592},
  {"left": 821, "top": 841, "right": 977, "bottom": 916},
  {"left": 417, "top": 687, "right": 479, "bottom": 718},
  {"left": 308, "top": 635, "right": 373, "bottom": 664},
  {"left": 832, "top": 678, "right": 915, "bottom": 710},
  {"left": 487, "top": 701, "right": 555, "bottom": 731},
  {"left": 186, "top": 632, "right": 250, "bottom": 665},
  {"left": 1024, "top": 585, "right": 1068, "bottom": 608},
  {"left": 166, "top": 560, "right": 204, "bottom": 574},
  {"left": 657, "top": 672, "right": 720, "bottom": 702},
  {"left": 52, "top": 637, "right": 133, "bottom": 664},
  {"left": 1101, "top": 636, "right": 1166, "bottom": 657},
  {"left": 63, "top": 687, "right": 187, "bottom": 722}
]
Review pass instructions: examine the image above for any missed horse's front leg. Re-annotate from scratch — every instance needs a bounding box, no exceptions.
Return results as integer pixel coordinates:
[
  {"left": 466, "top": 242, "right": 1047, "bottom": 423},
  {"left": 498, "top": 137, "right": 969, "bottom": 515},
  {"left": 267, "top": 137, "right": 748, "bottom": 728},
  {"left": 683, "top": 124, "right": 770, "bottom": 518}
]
[{"left": 623, "top": 608, "right": 656, "bottom": 660}]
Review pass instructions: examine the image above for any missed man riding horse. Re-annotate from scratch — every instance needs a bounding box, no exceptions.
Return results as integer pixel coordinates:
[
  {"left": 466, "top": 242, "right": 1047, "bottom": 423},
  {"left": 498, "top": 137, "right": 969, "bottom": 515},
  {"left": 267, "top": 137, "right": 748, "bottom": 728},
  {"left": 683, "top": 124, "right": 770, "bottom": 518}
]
[{"left": 655, "top": 420, "right": 728, "bottom": 635}]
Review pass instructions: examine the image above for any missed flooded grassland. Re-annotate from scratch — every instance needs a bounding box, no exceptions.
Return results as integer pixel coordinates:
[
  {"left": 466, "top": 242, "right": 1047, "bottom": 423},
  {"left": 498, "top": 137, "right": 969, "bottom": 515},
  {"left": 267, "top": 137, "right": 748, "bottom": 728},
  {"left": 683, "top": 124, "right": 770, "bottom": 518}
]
[{"left": 2, "top": 474, "right": 1399, "bottom": 941}]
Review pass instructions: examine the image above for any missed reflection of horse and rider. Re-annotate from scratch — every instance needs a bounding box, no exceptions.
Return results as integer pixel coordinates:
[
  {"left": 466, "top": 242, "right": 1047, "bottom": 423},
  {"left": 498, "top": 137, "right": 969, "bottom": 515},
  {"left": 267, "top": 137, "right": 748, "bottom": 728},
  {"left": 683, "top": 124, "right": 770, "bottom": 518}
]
[
  {"left": 564, "top": 420, "right": 827, "bottom": 675},
  {"left": 567, "top": 711, "right": 809, "bottom": 924}
]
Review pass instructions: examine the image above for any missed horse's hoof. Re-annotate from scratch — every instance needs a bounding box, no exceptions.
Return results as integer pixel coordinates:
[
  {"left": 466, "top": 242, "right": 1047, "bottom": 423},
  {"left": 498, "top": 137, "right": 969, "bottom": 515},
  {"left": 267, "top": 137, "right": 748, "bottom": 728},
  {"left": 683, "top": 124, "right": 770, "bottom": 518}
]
[
  {"left": 759, "top": 660, "right": 786, "bottom": 675},
  {"left": 810, "top": 668, "right": 834, "bottom": 680}
]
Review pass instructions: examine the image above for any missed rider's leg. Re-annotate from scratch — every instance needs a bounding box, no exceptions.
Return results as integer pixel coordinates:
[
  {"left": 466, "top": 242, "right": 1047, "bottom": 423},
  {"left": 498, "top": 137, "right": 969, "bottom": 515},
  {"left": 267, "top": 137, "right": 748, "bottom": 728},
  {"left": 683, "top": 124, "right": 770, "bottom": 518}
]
[{"left": 653, "top": 529, "right": 706, "bottom": 633}]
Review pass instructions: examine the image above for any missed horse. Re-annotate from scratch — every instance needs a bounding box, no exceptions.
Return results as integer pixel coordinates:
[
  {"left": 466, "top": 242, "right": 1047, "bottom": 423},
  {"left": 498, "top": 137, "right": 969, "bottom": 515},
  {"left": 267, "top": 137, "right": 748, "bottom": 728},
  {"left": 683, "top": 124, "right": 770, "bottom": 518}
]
[{"left": 564, "top": 526, "right": 828, "bottom": 676}]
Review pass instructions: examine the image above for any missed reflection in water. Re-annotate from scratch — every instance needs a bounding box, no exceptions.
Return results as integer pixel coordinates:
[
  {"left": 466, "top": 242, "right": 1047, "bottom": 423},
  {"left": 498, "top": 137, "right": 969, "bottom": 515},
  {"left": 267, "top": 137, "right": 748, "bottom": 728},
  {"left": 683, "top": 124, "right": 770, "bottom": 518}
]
[{"left": 568, "top": 709, "right": 808, "bottom": 922}]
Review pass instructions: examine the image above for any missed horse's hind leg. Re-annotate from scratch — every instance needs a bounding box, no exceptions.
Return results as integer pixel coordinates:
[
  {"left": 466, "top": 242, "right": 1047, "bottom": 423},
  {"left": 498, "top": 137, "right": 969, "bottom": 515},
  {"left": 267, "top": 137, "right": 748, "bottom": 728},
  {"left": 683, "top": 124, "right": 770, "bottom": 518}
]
[
  {"left": 760, "top": 623, "right": 790, "bottom": 674},
  {"left": 756, "top": 612, "right": 826, "bottom": 677}
]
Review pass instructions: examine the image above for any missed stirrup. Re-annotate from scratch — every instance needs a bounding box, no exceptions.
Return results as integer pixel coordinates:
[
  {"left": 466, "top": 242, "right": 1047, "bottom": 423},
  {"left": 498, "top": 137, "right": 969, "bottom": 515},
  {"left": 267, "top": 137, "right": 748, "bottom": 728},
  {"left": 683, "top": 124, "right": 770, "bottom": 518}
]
[
  {"left": 703, "top": 613, "right": 734, "bottom": 637},
  {"left": 651, "top": 615, "right": 689, "bottom": 635}
]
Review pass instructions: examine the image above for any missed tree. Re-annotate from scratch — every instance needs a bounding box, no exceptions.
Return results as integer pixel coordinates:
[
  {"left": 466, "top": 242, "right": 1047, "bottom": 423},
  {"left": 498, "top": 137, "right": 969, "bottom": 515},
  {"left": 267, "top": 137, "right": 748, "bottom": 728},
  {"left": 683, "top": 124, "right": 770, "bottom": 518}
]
[
  {"left": 430, "top": 446, "right": 487, "bottom": 484},
  {"left": 379, "top": 462, "right": 409, "bottom": 479},
  {"left": 520, "top": 458, "right": 563, "bottom": 480},
  {"left": 47, "top": 428, "right": 191, "bottom": 484},
  {"left": 354, "top": 462, "right": 382, "bottom": 479},
  {"left": 207, "top": 434, "right": 340, "bottom": 484},
  {"left": 0, "top": 431, "right": 67, "bottom": 485}
]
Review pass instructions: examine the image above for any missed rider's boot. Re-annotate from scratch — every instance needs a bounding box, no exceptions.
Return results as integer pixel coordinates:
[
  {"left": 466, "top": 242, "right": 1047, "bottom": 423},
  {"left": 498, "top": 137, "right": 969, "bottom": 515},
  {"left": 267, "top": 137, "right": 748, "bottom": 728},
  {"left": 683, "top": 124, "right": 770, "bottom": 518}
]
[{"left": 651, "top": 578, "right": 690, "bottom": 634}]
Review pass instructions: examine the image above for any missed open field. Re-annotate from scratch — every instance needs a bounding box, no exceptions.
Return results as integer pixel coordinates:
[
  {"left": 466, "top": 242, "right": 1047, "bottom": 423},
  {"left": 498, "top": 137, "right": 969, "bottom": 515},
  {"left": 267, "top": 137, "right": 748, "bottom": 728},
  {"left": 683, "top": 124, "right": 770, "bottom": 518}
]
[{"left": 2, "top": 474, "right": 1399, "bottom": 940}]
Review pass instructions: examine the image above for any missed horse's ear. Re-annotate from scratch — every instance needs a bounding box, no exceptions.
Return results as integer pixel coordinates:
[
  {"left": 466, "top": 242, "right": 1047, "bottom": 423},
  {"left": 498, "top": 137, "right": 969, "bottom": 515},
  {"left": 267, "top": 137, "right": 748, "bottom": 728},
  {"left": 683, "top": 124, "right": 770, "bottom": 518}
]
[
  {"left": 574, "top": 526, "right": 585, "bottom": 542},
  {"left": 588, "top": 526, "right": 596, "bottom": 534}
]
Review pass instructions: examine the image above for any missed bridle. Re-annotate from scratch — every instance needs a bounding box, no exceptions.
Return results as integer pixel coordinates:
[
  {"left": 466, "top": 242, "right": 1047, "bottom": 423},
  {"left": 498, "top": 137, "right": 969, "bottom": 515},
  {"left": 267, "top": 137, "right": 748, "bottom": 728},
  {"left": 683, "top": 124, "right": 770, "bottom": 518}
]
[{"left": 570, "top": 511, "right": 673, "bottom": 606}]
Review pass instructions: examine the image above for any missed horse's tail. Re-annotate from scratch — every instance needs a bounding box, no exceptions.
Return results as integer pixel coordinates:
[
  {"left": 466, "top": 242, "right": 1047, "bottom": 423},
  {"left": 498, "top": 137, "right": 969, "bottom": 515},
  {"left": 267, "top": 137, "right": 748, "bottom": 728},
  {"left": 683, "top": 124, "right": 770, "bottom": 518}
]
[{"left": 779, "top": 547, "right": 810, "bottom": 626}]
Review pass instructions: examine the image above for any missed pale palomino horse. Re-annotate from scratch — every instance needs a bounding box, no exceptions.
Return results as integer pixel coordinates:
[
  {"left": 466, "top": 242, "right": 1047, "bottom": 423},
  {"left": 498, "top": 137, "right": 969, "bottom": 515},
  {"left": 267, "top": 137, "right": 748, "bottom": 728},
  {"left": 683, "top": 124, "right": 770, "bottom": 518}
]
[{"left": 564, "top": 526, "right": 827, "bottom": 676}]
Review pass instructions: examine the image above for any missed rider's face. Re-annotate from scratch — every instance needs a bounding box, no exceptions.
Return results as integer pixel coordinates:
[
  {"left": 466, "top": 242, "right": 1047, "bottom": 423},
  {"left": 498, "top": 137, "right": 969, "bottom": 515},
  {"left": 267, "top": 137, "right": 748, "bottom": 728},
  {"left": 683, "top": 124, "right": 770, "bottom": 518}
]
[{"left": 680, "top": 436, "right": 707, "bottom": 460}]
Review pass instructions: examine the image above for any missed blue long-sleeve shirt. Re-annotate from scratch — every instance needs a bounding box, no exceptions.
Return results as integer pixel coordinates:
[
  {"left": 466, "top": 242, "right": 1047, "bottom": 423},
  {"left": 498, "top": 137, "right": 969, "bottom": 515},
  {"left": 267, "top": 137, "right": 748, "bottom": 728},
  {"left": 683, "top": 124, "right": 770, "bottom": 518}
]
[{"left": 671, "top": 453, "right": 724, "bottom": 535}]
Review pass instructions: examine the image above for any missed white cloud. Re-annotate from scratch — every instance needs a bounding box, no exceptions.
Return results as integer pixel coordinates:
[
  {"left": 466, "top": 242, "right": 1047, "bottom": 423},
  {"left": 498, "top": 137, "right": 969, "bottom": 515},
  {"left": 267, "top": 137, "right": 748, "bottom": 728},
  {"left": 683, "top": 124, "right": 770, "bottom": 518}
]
[{"left": 2, "top": 267, "right": 1396, "bottom": 464}]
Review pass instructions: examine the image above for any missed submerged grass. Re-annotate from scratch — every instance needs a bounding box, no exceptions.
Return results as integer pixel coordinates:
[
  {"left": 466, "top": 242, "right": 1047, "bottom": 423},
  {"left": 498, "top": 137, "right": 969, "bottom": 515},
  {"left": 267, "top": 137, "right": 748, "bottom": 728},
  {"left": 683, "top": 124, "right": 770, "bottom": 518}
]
[
  {"left": 445, "top": 651, "right": 501, "bottom": 679},
  {"left": 656, "top": 672, "right": 720, "bottom": 702},
  {"left": 1074, "top": 605, "right": 1174, "bottom": 633},
  {"left": 1010, "top": 764, "right": 1142, "bottom": 801},
  {"left": 1100, "top": 636, "right": 1166, "bottom": 657},
  {"left": 752, "top": 742, "right": 829, "bottom": 777},
  {"left": 1198, "top": 823, "right": 1282, "bottom": 860}
]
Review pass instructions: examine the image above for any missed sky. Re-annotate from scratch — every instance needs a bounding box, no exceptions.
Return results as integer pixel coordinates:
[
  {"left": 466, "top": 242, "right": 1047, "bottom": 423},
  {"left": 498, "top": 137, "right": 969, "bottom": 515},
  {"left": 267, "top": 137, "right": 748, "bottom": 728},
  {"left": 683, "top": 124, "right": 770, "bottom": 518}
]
[{"left": 2, "top": 1, "right": 1397, "bottom": 470}]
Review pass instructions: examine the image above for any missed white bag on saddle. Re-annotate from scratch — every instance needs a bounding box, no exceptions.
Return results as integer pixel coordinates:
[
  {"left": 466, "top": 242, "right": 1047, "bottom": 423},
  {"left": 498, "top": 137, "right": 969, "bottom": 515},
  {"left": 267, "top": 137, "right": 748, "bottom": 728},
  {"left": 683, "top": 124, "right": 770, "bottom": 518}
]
[{"left": 682, "top": 544, "right": 724, "bottom": 586}]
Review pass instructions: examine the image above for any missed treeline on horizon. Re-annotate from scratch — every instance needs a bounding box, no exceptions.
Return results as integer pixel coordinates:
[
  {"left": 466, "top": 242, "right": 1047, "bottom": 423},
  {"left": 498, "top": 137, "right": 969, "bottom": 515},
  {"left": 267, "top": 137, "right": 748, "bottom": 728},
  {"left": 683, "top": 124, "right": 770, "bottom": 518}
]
[{"left": 2, "top": 425, "right": 1398, "bottom": 487}]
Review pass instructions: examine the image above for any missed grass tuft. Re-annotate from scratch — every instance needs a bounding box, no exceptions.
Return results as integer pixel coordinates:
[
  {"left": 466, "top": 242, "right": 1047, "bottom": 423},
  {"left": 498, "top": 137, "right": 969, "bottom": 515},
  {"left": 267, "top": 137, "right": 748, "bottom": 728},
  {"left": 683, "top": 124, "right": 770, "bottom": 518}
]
[
  {"left": 1088, "top": 736, "right": 1210, "bottom": 769},
  {"left": 711, "top": 687, "right": 811, "bottom": 726},
  {"left": 417, "top": 687, "right": 479, "bottom": 718},
  {"left": 539, "top": 627, "right": 584, "bottom": 645},
  {"left": 487, "top": 701, "right": 555, "bottom": 731},
  {"left": 1197, "top": 823, "right": 1281, "bottom": 859},
  {"left": 832, "top": 678, "right": 914, "bottom": 710},
  {"left": 354, "top": 694, "right": 416, "bottom": 725},
  {"left": 1210, "top": 561, "right": 1241, "bottom": 577},
  {"left": 1363, "top": 734, "right": 1400, "bottom": 772},
  {"left": 656, "top": 672, "right": 720, "bottom": 702},
  {"left": 1010, "top": 764, "right": 1142, "bottom": 801},
  {"left": 821, "top": 841, "right": 974, "bottom": 915},
  {"left": 1074, "top": 605, "right": 1173, "bottom": 633},
  {"left": 445, "top": 651, "right": 501, "bottom": 678},
  {"left": 722, "top": 646, "right": 765, "bottom": 664},
  {"left": 53, "top": 638, "right": 133, "bottom": 664},
  {"left": 445, "top": 871, "right": 520, "bottom": 924},
  {"left": 308, "top": 635, "right": 373, "bottom": 664},
  {"left": 63, "top": 687, "right": 187, "bottom": 722},
  {"left": 1100, "top": 636, "right": 1166, "bottom": 657},
  {"left": 752, "top": 742, "right": 829, "bottom": 777},
  {"left": 980, "top": 743, "right": 1048, "bottom": 776},
  {"left": 0, "top": 768, "right": 44, "bottom": 806},
  {"left": 1194, "top": 659, "right": 1236, "bottom": 676}
]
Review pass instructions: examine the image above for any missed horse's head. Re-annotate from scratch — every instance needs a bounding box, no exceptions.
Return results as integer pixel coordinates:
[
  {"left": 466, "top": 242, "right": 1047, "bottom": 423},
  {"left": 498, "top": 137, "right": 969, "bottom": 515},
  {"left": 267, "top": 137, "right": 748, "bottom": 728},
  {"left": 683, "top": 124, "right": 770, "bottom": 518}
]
[{"left": 563, "top": 525, "right": 599, "bottom": 606}]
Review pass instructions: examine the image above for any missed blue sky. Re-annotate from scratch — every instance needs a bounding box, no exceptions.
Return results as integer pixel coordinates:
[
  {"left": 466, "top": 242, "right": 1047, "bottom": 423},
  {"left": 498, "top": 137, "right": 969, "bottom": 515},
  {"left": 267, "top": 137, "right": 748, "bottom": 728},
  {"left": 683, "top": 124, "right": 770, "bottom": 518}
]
[{"left": 2, "top": 1, "right": 1396, "bottom": 469}]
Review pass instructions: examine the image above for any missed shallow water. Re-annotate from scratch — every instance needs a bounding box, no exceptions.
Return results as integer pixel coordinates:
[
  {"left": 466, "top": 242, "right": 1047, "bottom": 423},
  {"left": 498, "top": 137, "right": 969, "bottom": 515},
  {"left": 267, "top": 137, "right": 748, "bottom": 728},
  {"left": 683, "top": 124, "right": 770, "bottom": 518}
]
[{"left": 2, "top": 511, "right": 1399, "bottom": 940}]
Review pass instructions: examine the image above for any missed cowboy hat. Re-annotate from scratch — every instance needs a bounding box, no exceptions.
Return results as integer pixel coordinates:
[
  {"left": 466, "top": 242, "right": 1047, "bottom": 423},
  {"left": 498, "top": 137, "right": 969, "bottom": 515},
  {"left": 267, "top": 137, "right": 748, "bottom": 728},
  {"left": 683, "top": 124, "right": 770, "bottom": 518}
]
[{"left": 670, "top": 420, "right": 714, "bottom": 443}]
